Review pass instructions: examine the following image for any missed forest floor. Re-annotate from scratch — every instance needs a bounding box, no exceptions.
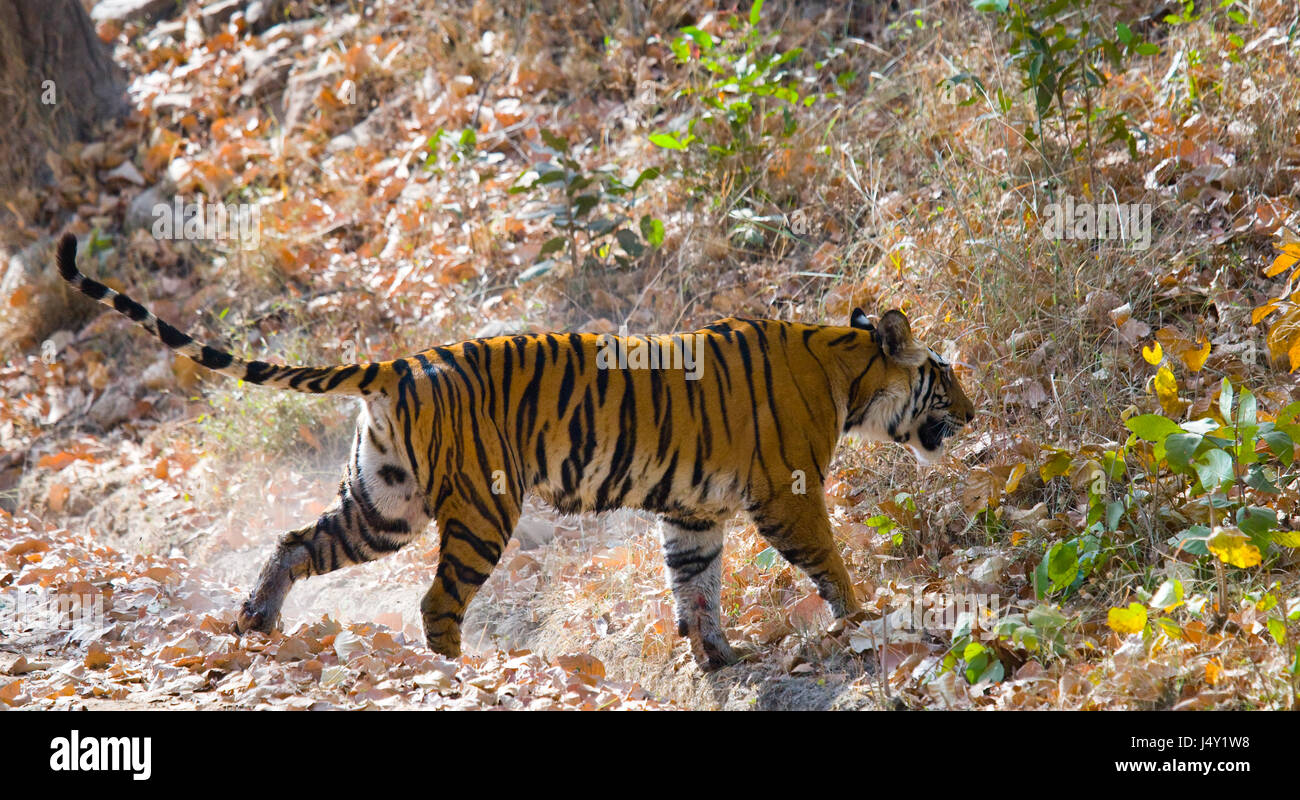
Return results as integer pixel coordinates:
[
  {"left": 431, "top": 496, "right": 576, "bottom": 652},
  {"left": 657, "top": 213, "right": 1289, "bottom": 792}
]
[{"left": 3, "top": 0, "right": 1300, "bottom": 709}]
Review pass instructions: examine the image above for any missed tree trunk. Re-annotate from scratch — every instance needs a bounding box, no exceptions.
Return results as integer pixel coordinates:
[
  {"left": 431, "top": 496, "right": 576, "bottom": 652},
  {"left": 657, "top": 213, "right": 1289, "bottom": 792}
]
[
  {"left": 0, "top": 0, "right": 128, "bottom": 351},
  {"left": 0, "top": 0, "right": 128, "bottom": 195}
]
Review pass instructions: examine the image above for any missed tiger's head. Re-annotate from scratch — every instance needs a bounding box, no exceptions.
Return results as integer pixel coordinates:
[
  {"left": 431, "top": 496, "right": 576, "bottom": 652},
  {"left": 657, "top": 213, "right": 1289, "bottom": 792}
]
[{"left": 843, "top": 308, "right": 975, "bottom": 465}]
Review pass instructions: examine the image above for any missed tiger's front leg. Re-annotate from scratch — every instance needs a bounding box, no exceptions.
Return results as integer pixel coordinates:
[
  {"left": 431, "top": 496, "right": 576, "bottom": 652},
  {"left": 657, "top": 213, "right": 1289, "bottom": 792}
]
[
  {"left": 660, "top": 518, "right": 740, "bottom": 671},
  {"left": 750, "top": 496, "right": 860, "bottom": 619}
]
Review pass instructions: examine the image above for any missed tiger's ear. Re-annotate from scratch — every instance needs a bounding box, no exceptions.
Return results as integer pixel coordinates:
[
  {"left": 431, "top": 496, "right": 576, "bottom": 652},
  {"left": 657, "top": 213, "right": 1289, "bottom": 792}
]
[
  {"left": 849, "top": 307, "right": 874, "bottom": 332},
  {"left": 878, "top": 310, "right": 927, "bottom": 366}
]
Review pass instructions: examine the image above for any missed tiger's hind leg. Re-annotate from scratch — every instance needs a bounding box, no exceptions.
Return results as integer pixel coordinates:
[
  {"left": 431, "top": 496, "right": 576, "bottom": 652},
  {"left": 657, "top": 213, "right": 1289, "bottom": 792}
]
[
  {"left": 660, "top": 517, "right": 739, "bottom": 671},
  {"left": 421, "top": 500, "right": 520, "bottom": 658}
]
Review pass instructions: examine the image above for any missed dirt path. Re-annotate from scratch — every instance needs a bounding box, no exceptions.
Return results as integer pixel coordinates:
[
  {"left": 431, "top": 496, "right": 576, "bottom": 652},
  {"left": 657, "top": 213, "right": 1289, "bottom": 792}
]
[{"left": 2, "top": 493, "right": 885, "bottom": 710}]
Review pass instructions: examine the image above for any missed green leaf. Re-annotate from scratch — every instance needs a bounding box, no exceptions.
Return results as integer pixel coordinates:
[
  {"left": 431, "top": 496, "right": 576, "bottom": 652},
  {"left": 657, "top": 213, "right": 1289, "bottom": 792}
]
[
  {"left": 1105, "top": 500, "right": 1126, "bottom": 531},
  {"left": 516, "top": 260, "right": 554, "bottom": 284},
  {"left": 628, "top": 167, "right": 660, "bottom": 190},
  {"left": 1170, "top": 525, "right": 1211, "bottom": 557},
  {"left": 1164, "top": 433, "right": 1203, "bottom": 470},
  {"left": 639, "top": 215, "right": 665, "bottom": 247},
  {"left": 1236, "top": 506, "right": 1277, "bottom": 539},
  {"left": 1116, "top": 22, "right": 1134, "bottom": 44},
  {"left": 971, "top": 0, "right": 1009, "bottom": 11},
  {"left": 1033, "top": 556, "right": 1050, "bottom": 600},
  {"left": 1193, "top": 448, "right": 1234, "bottom": 491},
  {"left": 1268, "top": 617, "right": 1287, "bottom": 647},
  {"left": 540, "top": 128, "right": 570, "bottom": 154},
  {"left": 1277, "top": 401, "right": 1300, "bottom": 426},
  {"left": 615, "top": 229, "right": 645, "bottom": 257},
  {"left": 975, "top": 658, "right": 1004, "bottom": 684},
  {"left": 1262, "top": 430, "right": 1293, "bottom": 466},
  {"left": 1149, "top": 579, "right": 1184, "bottom": 611},
  {"left": 649, "top": 132, "right": 691, "bottom": 150},
  {"left": 1046, "top": 541, "right": 1078, "bottom": 590},
  {"left": 964, "top": 651, "right": 989, "bottom": 684},
  {"left": 866, "top": 514, "right": 896, "bottom": 533},
  {"left": 754, "top": 546, "right": 779, "bottom": 570},
  {"left": 1236, "top": 389, "right": 1257, "bottom": 426},
  {"left": 1028, "top": 603, "right": 1068, "bottom": 633},
  {"left": 539, "top": 236, "right": 567, "bottom": 257},
  {"left": 1135, "top": 42, "right": 1161, "bottom": 55},
  {"left": 1125, "top": 414, "right": 1182, "bottom": 442},
  {"left": 569, "top": 194, "right": 597, "bottom": 218},
  {"left": 1219, "top": 377, "right": 1234, "bottom": 420},
  {"left": 748, "top": 0, "right": 764, "bottom": 27},
  {"left": 1181, "top": 418, "right": 1219, "bottom": 434}
]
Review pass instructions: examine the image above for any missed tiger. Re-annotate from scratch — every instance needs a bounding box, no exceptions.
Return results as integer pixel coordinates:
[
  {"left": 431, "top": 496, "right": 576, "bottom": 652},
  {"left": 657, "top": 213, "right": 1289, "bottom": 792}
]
[{"left": 55, "top": 232, "right": 975, "bottom": 670}]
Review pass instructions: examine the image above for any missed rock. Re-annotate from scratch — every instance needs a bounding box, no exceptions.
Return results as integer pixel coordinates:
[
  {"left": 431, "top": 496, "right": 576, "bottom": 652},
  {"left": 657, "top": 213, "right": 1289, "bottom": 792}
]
[{"left": 91, "top": 0, "right": 178, "bottom": 25}]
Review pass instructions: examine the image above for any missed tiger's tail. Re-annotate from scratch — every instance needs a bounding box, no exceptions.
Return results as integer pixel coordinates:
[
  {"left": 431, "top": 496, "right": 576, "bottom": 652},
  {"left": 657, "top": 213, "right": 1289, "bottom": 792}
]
[{"left": 55, "top": 233, "right": 384, "bottom": 396}]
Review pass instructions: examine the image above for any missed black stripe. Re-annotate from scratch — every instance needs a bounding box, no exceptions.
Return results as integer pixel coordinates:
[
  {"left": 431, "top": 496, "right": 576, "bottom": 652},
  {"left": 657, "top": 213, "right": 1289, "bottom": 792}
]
[
  {"left": 79, "top": 278, "right": 109, "bottom": 300},
  {"left": 199, "top": 346, "right": 234, "bottom": 369},
  {"left": 112, "top": 292, "right": 148, "bottom": 321},
  {"left": 156, "top": 319, "right": 193, "bottom": 348},
  {"left": 357, "top": 361, "right": 381, "bottom": 392},
  {"left": 56, "top": 234, "right": 79, "bottom": 280}
]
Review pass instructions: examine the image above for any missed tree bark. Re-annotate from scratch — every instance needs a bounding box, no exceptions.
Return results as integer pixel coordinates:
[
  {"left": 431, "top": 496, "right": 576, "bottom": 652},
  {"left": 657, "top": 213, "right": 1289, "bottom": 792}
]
[{"left": 0, "top": 0, "right": 128, "bottom": 194}]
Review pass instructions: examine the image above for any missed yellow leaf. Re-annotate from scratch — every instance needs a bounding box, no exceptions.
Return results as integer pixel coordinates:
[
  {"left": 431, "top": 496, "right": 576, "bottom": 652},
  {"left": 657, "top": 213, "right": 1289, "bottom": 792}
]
[
  {"left": 1179, "top": 338, "right": 1210, "bottom": 372},
  {"left": 1272, "top": 530, "right": 1300, "bottom": 548},
  {"left": 1142, "top": 341, "right": 1163, "bottom": 365},
  {"left": 1153, "top": 366, "right": 1181, "bottom": 415},
  {"left": 1039, "top": 450, "right": 1073, "bottom": 482},
  {"left": 1207, "top": 528, "right": 1262, "bottom": 568},
  {"left": 1252, "top": 301, "right": 1280, "bottom": 325},
  {"left": 1004, "top": 462, "right": 1027, "bottom": 494},
  {"left": 1205, "top": 658, "right": 1223, "bottom": 686},
  {"left": 1265, "top": 250, "right": 1299, "bottom": 277},
  {"left": 1107, "top": 603, "right": 1147, "bottom": 634},
  {"left": 1010, "top": 530, "right": 1027, "bottom": 546}
]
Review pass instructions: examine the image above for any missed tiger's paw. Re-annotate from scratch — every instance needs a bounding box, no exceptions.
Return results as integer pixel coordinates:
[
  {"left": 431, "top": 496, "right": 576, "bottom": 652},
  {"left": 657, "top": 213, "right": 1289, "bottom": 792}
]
[
  {"left": 696, "top": 635, "right": 759, "bottom": 673},
  {"left": 233, "top": 600, "right": 278, "bottom": 635},
  {"left": 424, "top": 630, "right": 462, "bottom": 659}
]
